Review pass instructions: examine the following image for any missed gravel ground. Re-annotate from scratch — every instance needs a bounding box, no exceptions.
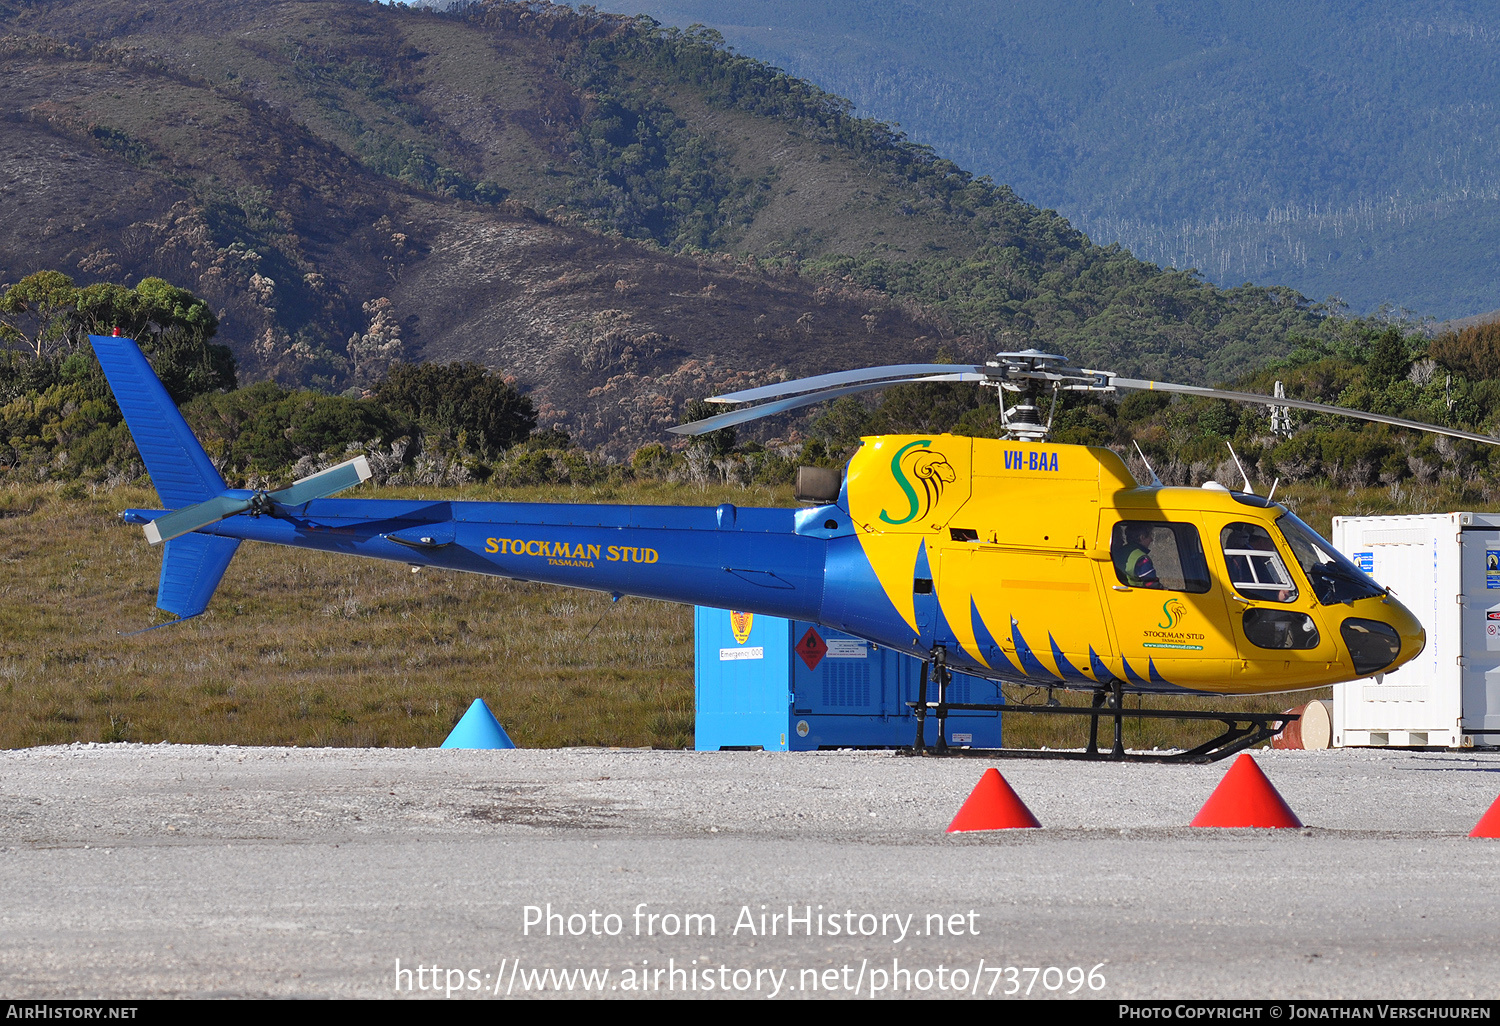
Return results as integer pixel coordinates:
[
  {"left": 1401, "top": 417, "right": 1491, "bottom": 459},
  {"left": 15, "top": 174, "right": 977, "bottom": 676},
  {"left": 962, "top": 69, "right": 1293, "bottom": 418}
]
[{"left": 1, "top": 744, "right": 1497, "bottom": 1000}]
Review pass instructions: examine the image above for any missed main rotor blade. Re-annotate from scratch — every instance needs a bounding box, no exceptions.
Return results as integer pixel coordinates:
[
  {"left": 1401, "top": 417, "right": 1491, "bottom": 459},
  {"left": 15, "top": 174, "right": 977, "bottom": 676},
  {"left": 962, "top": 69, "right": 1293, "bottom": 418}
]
[
  {"left": 267, "top": 455, "right": 374, "bottom": 507},
  {"left": 144, "top": 494, "right": 253, "bottom": 545},
  {"left": 707, "top": 364, "right": 984, "bottom": 404},
  {"left": 671, "top": 373, "right": 983, "bottom": 435},
  {"left": 1111, "top": 378, "right": 1500, "bottom": 447}
]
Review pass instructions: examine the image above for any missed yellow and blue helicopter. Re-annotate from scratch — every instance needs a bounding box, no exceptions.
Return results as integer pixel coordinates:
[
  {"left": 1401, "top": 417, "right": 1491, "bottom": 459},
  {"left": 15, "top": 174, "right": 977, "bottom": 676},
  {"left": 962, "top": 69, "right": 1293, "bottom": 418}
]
[{"left": 92, "top": 337, "right": 1478, "bottom": 759}]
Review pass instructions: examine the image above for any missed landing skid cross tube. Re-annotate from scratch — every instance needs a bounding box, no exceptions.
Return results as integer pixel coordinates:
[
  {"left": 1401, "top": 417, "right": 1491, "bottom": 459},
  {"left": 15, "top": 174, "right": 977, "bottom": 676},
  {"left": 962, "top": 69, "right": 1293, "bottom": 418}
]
[{"left": 908, "top": 675, "right": 1300, "bottom": 763}]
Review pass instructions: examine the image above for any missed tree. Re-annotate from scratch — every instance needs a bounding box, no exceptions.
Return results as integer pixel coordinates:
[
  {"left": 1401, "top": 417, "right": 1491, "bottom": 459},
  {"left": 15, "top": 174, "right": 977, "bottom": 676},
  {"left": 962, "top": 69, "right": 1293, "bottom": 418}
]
[
  {"left": 77, "top": 279, "right": 233, "bottom": 401},
  {"left": 811, "top": 396, "right": 873, "bottom": 452},
  {"left": 0, "top": 271, "right": 78, "bottom": 358},
  {"left": 0, "top": 273, "right": 233, "bottom": 403},
  {"left": 376, "top": 362, "right": 536, "bottom": 457},
  {"left": 1430, "top": 323, "right": 1500, "bottom": 382},
  {"left": 1364, "top": 326, "right": 1412, "bottom": 388},
  {"left": 184, "top": 382, "right": 403, "bottom": 476},
  {"left": 679, "top": 398, "right": 735, "bottom": 457}
]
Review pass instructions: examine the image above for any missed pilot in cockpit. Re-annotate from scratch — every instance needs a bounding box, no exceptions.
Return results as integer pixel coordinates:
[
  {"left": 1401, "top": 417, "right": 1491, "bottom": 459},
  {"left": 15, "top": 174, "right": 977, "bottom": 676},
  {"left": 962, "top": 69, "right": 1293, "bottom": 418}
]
[{"left": 1116, "top": 524, "right": 1162, "bottom": 589}]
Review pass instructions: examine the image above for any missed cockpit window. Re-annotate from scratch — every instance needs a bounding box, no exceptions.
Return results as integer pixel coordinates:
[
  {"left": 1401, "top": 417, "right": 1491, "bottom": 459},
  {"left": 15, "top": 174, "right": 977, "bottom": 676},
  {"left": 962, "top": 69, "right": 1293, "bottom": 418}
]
[
  {"left": 1221, "top": 523, "right": 1298, "bottom": 603},
  {"left": 1110, "top": 521, "right": 1211, "bottom": 593},
  {"left": 1278, "top": 512, "right": 1386, "bottom": 605}
]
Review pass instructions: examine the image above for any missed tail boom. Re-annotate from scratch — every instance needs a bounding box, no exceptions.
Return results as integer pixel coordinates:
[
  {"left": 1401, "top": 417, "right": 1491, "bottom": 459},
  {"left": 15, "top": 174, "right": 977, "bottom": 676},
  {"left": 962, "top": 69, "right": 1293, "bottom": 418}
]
[{"left": 197, "top": 499, "right": 832, "bottom": 622}]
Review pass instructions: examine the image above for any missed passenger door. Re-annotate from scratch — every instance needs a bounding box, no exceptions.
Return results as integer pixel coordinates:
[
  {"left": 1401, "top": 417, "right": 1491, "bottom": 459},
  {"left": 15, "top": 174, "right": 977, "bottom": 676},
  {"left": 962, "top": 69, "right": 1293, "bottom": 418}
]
[{"left": 1098, "top": 514, "right": 1238, "bottom": 687}]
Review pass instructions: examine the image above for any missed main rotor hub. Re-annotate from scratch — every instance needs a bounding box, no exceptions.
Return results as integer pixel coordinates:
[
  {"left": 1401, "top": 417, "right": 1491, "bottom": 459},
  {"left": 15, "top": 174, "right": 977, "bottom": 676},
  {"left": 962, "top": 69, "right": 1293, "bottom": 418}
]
[
  {"left": 984, "top": 350, "right": 1116, "bottom": 442},
  {"left": 988, "top": 349, "right": 1070, "bottom": 376}
]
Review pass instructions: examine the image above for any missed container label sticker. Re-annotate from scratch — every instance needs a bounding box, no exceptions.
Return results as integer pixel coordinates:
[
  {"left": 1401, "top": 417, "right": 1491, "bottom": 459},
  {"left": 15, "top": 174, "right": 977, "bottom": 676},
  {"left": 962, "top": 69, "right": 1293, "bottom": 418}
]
[
  {"left": 729, "top": 610, "right": 753, "bottom": 644},
  {"left": 826, "top": 639, "right": 868, "bottom": 658},
  {"left": 1354, "top": 551, "right": 1374, "bottom": 573},
  {"left": 796, "top": 628, "right": 828, "bottom": 670},
  {"left": 719, "top": 647, "right": 764, "bottom": 661},
  {"left": 1488, "top": 549, "right": 1500, "bottom": 589}
]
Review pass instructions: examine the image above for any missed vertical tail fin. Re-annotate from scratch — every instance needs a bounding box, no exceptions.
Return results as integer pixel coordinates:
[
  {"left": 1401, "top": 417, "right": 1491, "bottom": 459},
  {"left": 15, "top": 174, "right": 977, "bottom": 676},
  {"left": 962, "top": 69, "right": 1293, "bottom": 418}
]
[
  {"left": 158, "top": 533, "right": 241, "bottom": 619},
  {"left": 90, "top": 334, "right": 226, "bottom": 507},
  {"left": 90, "top": 335, "right": 238, "bottom": 618}
]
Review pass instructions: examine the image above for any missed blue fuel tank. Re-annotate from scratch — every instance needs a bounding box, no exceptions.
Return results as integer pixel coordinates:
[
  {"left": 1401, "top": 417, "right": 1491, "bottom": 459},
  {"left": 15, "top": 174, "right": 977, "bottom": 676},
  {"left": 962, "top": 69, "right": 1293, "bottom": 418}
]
[{"left": 694, "top": 607, "right": 1003, "bottom": 751}]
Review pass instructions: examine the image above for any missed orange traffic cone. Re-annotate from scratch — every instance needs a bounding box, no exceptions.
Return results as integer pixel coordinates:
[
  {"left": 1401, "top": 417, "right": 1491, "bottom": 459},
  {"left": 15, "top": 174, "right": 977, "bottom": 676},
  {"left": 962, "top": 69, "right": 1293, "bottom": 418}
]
[
  {"left": 1190, "top": 753, "right": 1303, "bottom": 828},
  {"left": 946, "top": 767, "right": 1041, "bottom": 832},
  {"left": 1469, "top": 794, "right": 1500, "bottom": 838}
]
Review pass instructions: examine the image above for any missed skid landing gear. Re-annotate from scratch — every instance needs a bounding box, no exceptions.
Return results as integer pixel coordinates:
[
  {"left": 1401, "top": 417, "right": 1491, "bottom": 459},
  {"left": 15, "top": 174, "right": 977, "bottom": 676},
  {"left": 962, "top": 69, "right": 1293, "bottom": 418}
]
[{"left": 908, "top": 649, "right": 1298, "bottom": 764}]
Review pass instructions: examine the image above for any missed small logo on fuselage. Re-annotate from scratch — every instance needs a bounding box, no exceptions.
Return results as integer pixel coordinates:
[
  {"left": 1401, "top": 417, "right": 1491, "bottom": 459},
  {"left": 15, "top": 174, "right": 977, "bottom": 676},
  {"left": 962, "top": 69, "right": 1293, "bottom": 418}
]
[{"left": 1158, "top": 598, "right": 1187, "bottom": 630}]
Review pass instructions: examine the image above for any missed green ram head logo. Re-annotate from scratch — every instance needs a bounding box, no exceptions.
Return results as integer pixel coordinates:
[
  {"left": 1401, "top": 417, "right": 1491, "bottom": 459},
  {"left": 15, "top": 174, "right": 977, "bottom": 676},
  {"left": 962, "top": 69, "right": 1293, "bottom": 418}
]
[
  {"left": 880, "top": 440, "right": 956, "bottom": 525},
  {"left": 1158, "top": 599, "right": 1187, "bottom": 631}
]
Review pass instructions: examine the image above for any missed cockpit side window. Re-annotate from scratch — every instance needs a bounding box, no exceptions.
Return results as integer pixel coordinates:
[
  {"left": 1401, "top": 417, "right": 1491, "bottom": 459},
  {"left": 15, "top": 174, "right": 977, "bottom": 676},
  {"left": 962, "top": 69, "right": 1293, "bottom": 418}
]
[
  {"left": 1220, "top": 522, "right": 1299, "bottom": 604},
  {"left": 1110, "top": 521, "right": 1211, "bottom": 594}
]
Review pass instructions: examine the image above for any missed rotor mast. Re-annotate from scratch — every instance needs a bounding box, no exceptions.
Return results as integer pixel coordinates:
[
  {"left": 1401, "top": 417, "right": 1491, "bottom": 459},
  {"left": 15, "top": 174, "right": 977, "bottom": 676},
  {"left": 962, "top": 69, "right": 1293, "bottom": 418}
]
[{"left": 988, "top": 349, "right": 1112, "bottom": 443}]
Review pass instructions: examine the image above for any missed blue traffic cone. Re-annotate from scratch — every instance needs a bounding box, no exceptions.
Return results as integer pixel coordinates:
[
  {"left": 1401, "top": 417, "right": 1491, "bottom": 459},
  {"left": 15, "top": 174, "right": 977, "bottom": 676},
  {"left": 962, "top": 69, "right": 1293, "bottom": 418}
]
[{"left": 441, "top": 698, "right": 516, "bottom": 749}]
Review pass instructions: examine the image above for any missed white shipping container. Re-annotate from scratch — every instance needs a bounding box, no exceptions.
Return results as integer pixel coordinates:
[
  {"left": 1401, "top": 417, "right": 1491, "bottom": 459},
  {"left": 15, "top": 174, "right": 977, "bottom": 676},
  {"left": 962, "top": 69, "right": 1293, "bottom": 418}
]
[{"left": 1330, "top": 512, "right": 1500, "bottom": 748}]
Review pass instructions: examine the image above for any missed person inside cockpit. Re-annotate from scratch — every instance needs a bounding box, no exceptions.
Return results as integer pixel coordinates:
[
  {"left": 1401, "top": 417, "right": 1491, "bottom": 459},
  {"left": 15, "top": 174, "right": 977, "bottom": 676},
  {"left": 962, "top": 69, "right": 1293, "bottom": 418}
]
[
  {"left": 1117, "top": 523, "right": 1162, "bottom": 589},
  {"left": 1222, "top": 523, "right": 1296, "bottom": 603}
]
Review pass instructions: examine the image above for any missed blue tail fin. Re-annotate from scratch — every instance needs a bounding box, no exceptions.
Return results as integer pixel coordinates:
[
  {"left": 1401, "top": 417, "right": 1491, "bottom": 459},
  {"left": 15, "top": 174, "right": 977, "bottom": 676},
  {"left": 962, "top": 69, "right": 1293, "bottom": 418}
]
[
  {"left": 90, "top": 334, "right": 225, "bottom": 508},
  {"left": 158, "top": 533, "right": 241, "bottom": 618},
  {"left": 90, "top": 335, "right": 238, "bottom": 619}
]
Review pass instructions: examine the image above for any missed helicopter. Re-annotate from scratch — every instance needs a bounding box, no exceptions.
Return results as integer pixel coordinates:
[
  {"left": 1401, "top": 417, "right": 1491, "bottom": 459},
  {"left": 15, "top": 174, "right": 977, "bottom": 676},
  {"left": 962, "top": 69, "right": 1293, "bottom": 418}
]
[{"left": 90, "top": 336, "right": 1486, "bottom": 760}]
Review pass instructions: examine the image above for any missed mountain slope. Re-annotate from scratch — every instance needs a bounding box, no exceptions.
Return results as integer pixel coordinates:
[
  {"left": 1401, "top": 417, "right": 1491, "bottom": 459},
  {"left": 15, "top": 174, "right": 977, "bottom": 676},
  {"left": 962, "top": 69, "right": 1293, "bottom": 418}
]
[
  {"left": 0, "top": 0, "right": 1326, "bottom": 451},
  {"left": 627, "top": 0, "right": 1500, "bottom": 320}
]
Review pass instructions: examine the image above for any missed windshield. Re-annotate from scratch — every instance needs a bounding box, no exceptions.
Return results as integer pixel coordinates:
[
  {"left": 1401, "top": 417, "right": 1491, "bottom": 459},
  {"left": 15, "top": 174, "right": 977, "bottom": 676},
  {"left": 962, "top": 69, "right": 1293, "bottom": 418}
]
[{"left": 1277, "top": 512, "right": 1386, "bottom": 605}]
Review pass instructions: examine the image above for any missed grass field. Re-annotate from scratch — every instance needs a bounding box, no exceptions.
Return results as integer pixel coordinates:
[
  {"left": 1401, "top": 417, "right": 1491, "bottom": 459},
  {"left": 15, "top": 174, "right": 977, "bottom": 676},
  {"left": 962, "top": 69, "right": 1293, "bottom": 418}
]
[
  {"left": 0, "top": 480, "right": 742, "bottom": 750},
  {"left": 0, "top": 476, "right": 1462, "bottom": 753}
]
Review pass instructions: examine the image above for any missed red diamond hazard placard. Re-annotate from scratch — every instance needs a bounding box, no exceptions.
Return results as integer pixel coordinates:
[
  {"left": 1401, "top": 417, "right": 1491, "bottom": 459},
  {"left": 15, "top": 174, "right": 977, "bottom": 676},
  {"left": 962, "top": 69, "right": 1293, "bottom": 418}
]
[{"left": 797, "top": 627, "right": 828, "bottom": 670}]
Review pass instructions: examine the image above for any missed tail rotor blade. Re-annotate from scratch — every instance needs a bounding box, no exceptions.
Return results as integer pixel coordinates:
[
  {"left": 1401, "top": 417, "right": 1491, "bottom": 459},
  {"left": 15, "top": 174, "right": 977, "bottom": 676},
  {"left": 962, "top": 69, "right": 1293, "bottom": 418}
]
[
  {"left": 267, "top": 456, "right": 373, "bottom": 507},
  {"left": 143, "top": 456, "right": 373, "bottom": 545},
  {"left": 143, "top": 494, "right": 254, "bottom": 545}
]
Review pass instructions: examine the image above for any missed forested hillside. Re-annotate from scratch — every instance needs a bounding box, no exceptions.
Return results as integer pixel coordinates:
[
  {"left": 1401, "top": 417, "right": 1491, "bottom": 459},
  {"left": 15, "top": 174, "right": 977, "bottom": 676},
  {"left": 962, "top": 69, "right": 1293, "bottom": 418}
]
[
  {"left": 0, "top": 0, "right": 1334, "bottom": 453},
  {"left": 630, "top": 0, "right": 1500, "bottom": 320},
  {"left": 8, "top": 263, "right": 1500, "bottom": 511}
]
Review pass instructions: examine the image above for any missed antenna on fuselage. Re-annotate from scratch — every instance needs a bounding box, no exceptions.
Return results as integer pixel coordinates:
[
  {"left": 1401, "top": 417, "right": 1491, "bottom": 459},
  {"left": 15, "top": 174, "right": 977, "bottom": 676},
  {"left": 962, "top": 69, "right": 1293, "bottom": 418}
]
[
  {"left": 1132, "top": 440, "right": 1164, "bottom": 487},
  {"left": 1225, "top": 442, "right": 1254, "bottom": 495}
]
